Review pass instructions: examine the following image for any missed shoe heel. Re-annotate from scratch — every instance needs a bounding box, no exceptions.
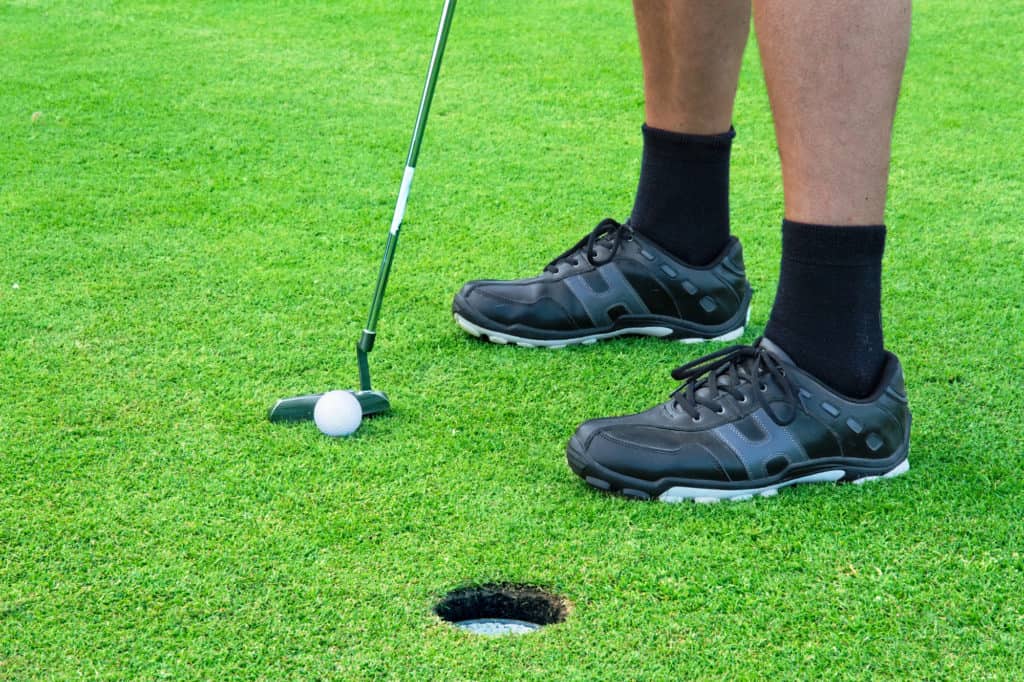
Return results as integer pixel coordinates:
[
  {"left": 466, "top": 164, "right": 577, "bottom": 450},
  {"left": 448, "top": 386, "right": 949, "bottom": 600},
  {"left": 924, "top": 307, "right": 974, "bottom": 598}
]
[
  {"left": 852, "top": 458, "right": 910, "bottom": 485},
  {"left": 678, "top": 304, "right": 751, "bottom": 344}
]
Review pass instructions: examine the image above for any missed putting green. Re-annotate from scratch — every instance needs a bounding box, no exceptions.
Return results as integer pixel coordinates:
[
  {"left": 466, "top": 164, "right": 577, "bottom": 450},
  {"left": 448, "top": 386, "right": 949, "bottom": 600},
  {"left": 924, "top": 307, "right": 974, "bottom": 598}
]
[{"left": 2, "top": 1, "right": 1022, "bottom": 679}]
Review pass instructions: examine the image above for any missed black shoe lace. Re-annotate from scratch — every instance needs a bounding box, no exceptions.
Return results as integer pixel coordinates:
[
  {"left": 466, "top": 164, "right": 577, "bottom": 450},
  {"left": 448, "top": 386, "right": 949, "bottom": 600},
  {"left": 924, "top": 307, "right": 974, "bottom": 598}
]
[
  {"left": 670, "top": 342, "right": 800, "bottom": 426},
  {"left": 544, "top": 218, "right": 632, "bottom": 274}
]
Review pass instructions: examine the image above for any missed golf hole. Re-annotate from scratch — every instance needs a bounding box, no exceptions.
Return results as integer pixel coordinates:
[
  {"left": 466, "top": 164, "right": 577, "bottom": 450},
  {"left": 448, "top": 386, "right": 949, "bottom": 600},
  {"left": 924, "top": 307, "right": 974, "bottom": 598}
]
[{"left": 435, "top": 583, "right": 569, "bottom": 637}]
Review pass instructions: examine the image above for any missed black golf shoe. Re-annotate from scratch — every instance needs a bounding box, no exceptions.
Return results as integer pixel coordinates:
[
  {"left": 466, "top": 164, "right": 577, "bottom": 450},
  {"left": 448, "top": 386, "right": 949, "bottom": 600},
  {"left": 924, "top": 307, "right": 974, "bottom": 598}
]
[
  {"left": 452, "top": 219, "right": 752, "bottom": 348},
  {"left": 566, "top": 338, "right": 911, "bottom": 503}
]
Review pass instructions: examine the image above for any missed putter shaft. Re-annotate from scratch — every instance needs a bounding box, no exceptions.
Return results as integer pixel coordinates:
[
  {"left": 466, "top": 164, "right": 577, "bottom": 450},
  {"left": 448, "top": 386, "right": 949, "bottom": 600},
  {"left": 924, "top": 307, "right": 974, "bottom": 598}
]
[{"left": 269, "top": 0, "right": 457, "bottom": 422}]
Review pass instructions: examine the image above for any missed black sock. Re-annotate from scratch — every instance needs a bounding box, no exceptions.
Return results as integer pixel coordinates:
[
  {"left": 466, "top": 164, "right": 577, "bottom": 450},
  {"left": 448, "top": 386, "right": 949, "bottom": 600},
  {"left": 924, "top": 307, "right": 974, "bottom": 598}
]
[
  {"left": 764, "top": 219, "right": 887, "bottom": 398},
  {"left": 630, "top": 124, "right": 734, "bottom": 266}
]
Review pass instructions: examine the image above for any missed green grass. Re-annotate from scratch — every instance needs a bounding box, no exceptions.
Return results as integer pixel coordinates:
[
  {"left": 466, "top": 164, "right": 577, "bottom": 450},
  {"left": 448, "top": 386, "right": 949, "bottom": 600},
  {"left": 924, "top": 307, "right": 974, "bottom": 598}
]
[{"left": 2, "top": 1, "right": 1022, "bottom": 679}]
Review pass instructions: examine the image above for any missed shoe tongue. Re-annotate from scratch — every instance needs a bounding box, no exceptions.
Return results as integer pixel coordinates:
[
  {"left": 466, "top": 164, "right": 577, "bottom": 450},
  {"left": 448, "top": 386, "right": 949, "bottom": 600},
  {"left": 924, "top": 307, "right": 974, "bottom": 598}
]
[
  {"left": 756, "top": 336, "right": 795, "bottom": 365},
  {"left": 695, "top": 358, "right": 745, "bottom": 398},
  {"left": 589, "top": 238, "right": 614, "bottom": 259}
]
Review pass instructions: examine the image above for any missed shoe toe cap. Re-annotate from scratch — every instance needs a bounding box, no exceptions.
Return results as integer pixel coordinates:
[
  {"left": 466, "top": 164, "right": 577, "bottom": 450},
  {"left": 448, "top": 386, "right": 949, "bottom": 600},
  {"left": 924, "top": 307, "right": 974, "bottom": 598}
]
[
  {"left": 454, "top": 279, "right": 583, "bottom": 330},
  {"left": 572, "top": 419, "right": 733, "bottom": 484},
  {"left": 453, "top": 279, "right": 524, "bottom": 322}
]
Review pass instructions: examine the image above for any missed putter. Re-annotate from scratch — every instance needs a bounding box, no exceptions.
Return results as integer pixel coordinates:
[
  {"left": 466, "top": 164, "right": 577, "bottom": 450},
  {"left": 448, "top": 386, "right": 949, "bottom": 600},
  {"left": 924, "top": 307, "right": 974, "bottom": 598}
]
[{"left": 268, "top": 0, "right": 457, "bottom": 422}]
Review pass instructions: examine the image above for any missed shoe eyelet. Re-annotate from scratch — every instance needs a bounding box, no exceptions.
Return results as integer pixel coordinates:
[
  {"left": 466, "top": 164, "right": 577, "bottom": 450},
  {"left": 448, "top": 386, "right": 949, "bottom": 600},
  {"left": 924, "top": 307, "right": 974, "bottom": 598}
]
[
  {"left": 571, "top": 259, "right": 579, "bottom": 266},
  {"left": 737, "top": 395, "right": 748, "bottom": 404},
  {"left": 759, "top": 384, "right": 768, "bottom": 392},
  {"left": 715, "top": 407, "right": 726, "bottom": 415},
  {"left": 693, "top": 415, "right": 702, "bottom": 423}
]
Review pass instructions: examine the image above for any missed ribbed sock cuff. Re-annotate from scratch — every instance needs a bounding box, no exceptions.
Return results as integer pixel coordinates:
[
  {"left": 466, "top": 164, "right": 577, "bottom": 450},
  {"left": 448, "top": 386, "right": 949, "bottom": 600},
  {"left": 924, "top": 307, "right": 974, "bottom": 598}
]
[
  {"left": 781, "top": 219, "right": 886, "bottom": 266},
  {"left": 641, "top": 124, "right": 736, "bottom": 160}
]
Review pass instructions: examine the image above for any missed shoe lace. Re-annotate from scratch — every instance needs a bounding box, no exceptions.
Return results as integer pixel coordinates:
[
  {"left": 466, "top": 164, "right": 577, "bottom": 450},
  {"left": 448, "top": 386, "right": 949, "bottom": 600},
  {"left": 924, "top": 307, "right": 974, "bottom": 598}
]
[
  {"left": 544, "top": 218, "right": 632, "bottom": 274},
  {"left": 670, "top": 342, "right": 800, "bottom": 426}
]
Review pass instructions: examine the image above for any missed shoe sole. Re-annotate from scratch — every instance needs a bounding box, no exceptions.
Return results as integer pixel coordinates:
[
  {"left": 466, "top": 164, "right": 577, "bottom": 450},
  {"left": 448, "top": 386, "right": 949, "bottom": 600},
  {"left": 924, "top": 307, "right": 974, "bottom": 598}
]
[
  {"left": 453, "top": 306, "right": 750, "bottom": 349},
  {"left": 567, "top": 439, "right": 909, "bottom": 504}
]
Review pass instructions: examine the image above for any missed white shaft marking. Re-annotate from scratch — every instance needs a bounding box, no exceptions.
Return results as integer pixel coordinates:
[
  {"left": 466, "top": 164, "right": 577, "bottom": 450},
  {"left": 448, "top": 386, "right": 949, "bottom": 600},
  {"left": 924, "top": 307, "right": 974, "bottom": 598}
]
[{"left": 390, "top": 166, "right": 416, "bottom": 235}]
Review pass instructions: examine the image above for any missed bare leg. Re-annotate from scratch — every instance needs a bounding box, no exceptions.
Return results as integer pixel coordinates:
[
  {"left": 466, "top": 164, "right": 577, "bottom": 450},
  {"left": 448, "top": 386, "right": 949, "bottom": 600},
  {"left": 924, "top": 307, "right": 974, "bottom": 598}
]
[
  {"left": 559, "top": 2, "right": 915, "bottom": 501},
  {"left": 757, "top": 0, "right": 911, "bottom": 397},
  {"left": 754, "top": 0, "right": 911, "bottom": 225},
  {"left": 630, "top": 0, "right": 752, "bottom": 265},
  {"left": 634, "top": 0, "right": 751, "bottom": 134}
]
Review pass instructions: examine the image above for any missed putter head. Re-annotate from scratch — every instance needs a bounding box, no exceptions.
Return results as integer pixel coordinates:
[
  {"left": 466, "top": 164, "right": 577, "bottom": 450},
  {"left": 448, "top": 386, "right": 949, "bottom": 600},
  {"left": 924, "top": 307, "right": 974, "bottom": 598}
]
[{"left": 267, "top": 389, "right": 391, "bottom": 422}]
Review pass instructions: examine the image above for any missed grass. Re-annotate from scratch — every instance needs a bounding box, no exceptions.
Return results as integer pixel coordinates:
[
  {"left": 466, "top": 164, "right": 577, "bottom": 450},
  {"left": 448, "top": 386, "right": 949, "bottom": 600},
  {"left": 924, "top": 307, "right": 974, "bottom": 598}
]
[{"left": 2, "top": 1, "right": 1022, "bottom": 679}]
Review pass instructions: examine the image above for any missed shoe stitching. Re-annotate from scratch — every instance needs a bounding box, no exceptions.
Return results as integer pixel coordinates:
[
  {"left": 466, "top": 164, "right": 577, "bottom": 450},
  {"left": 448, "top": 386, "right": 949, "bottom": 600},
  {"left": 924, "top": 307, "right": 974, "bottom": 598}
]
[
  {"left": 472, "top": 289, "right": 583, "bottom": 331},
  {"left": 711, "top": 427, "right": 755, "bottom": 481},
  {"left": 593, "top": 432, "right": 732, "bottom": 482},
  {"left": 595, "top": 429, "right": 686, "bottom": 455},
  {"left": 752, "top": 410, "right": 808, "bottom": 463},
  {"left": 703, "top": 447, "right": 734, "bottom": 482},
  {"left": 709, "top": 268, "right": 744, "bottom": 311},
  {"left": 873, "top": 400, "right": 906, "bottom": 440}
]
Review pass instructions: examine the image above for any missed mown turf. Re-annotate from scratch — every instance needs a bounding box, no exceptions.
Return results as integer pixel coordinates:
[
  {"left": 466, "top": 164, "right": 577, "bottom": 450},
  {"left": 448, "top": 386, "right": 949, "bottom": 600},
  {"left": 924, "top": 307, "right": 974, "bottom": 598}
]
[{"left": 2, "top": 1, "right": 1022, "bottom": 679}]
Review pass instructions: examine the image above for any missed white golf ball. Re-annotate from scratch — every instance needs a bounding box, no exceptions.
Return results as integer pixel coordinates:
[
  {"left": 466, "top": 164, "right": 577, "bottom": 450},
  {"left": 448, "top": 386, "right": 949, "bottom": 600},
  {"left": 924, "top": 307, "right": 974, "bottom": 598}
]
[{"left": 313, "top": 390, "right": 363, "bottom": 437}]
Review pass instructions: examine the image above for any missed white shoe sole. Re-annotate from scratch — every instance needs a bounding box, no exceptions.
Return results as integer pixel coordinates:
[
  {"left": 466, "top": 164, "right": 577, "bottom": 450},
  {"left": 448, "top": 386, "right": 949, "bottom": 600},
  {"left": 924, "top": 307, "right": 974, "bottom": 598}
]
[
  {"left": 454, "top": 308, "right": 749, "bottom": 349},
  {"left": 657, "top": 458, "right": 910, "bottom": 504}
]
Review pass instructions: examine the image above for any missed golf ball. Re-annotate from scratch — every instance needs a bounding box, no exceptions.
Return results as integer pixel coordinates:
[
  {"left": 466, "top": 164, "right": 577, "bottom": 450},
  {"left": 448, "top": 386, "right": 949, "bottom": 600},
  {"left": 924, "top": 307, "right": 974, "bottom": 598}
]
[{"left": 313, "top": 390, "right": 363, "bottom": 437}]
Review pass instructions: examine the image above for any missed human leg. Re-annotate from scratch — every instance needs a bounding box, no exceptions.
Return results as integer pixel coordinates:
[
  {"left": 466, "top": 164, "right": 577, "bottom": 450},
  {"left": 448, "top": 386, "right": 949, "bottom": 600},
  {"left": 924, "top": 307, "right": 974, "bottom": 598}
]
[
  {"left": 630, "top": 0, "right": 750, "bottom": 266},
  {"left": 757, "top": 0, "right": 911, "bottom": 397},
  {"left": 567, "top": 1, "right": 913, "bottom": 501},
  {"left": 453, "top": 2, "right": 754, "bottom": 346}
]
